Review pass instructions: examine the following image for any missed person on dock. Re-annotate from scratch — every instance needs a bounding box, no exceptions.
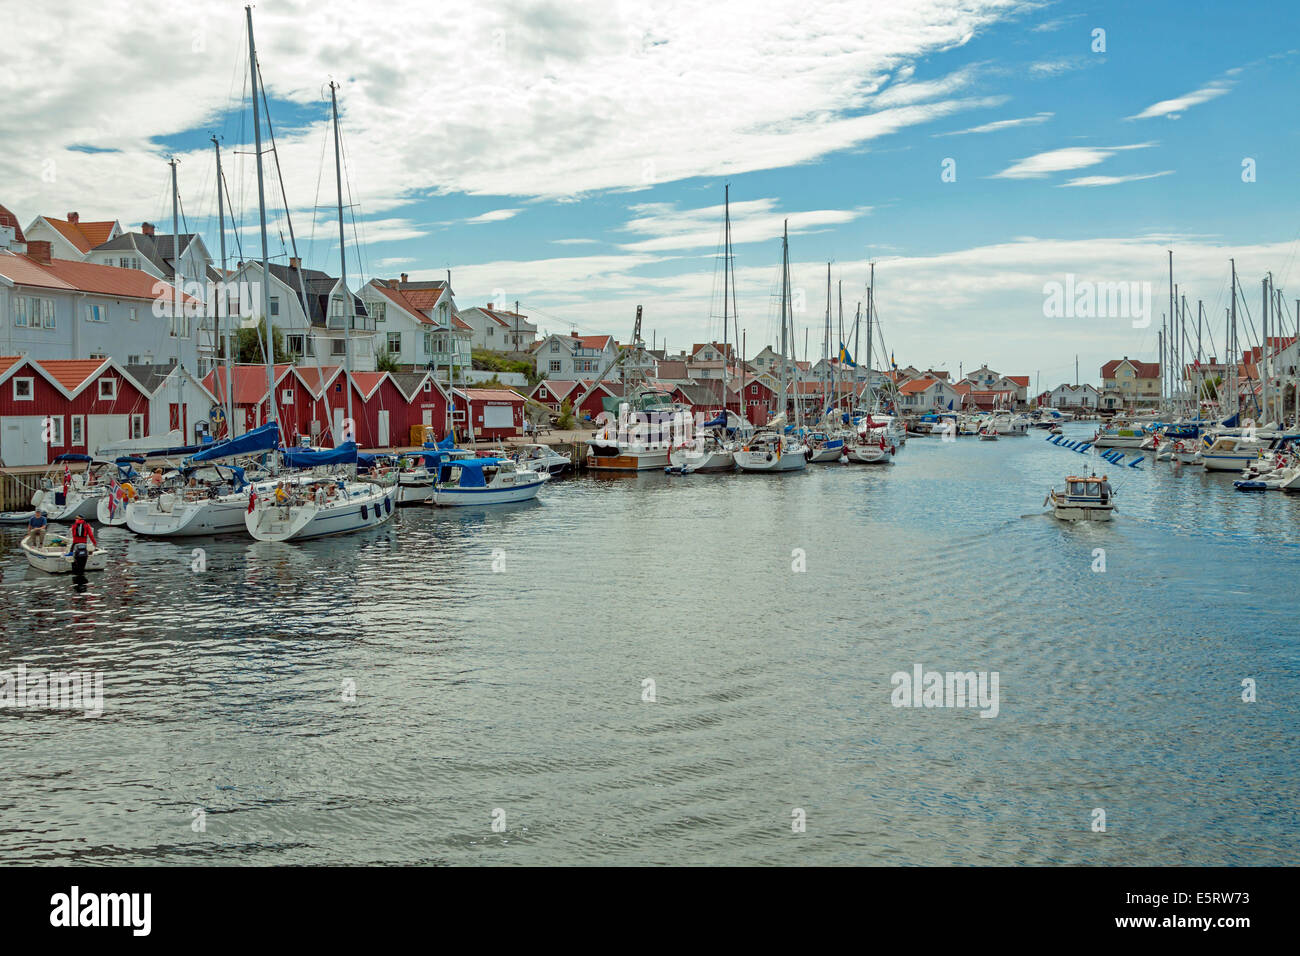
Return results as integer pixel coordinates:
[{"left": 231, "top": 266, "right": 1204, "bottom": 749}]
[{"left": 27, "top": 509, "right": 47, "bottom": 547}]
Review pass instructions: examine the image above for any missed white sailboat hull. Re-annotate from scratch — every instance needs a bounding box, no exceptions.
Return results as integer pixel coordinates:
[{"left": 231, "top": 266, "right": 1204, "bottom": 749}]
[
  {"left": 431, "top": 477, "right": 546, "bottom": 506},
  {"left": 734, "top": 448, "right": 807, "bottom": 472},
  {"left": 31, "top": 487, "right": 102, "bottom": 522},
  {"left": 245, "top": 485, "right": 397, "bottom": 541},
  {"left": 127, "top": 495, "right": 252, "bottom": 536},
  {"left": 668, "top": 446, "right": 735, "bottom": 473}
]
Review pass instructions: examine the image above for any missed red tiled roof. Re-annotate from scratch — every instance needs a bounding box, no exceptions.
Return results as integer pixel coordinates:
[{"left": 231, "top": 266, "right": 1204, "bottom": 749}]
[
  {"left": 569, "top": 334, "right": 612, "bottom": 349},
  {"left": 293, "top": 365, "right": 342, "bottom": 394},
  {"left": 42, "top": 217, "right": 117, "bottom": 254},
  {"left": 36, "top": 358, "right": 112, "bottom": 392},
  {"left": 203, "top": 364, "right": 294, "bottom": 405},
  {"left": 1005, "top": 375, "right": 1030, "bottom": 387},
  {"left": 372, "top": 284, "right": 434, "bottom": 326},
  {"left": 0, "top": 205, "right": 24, "bottom": 242},
  {"left": 900, "top": 377, "right": 941, "bottom": 394},
  {"left": 349, "top": 371, "right": 388, "bottom": 398},
  {"left": 460, "top": 388, "right": 523, "bottom": 402},
  {"left": 0, "top": 355, "right": 24, "bottom": 378},
  {"left": 0, "top": 252, "right": 194, "bottom": 303},
  {"left": 1101, "top": 359, "right": 1160, "bottom": 379}
]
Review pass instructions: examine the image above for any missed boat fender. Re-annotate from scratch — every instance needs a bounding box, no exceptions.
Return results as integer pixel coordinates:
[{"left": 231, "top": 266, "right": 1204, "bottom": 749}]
[
  {"left": 765, "top": 453, "right": 773, "bottom": 462},
  {"left": 1128, "top": 457, "right": 1143, "bottom": 467},
  {"left": 361, "top": 504, "right": 369, "bottom": 519}
]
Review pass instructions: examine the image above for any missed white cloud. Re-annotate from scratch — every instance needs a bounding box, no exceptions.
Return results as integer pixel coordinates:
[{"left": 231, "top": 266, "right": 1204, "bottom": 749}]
[
  {"left": 993, "top": 143, "right": 1156, "bottom": 179},
  {"left": 0, "top": 0, "right": 1029, "bottom": 223},
  {"left": 934, "top": 111, "right": 1053, "bottom": 136},
  {"left": 464, "top": 208, "right": 522, "bottom": 225},
  {"left": 1059, "top": 170, "right": 1175, "bottom": 188},
  {"left": 551, "top": 238, "right": 599, "bottom": 245},
  {"left": 618, "top": 197, "right": 869, "bottom": 252},
  {"left": 1127, "top": 80, "right": 1232, "bottom": 120}
]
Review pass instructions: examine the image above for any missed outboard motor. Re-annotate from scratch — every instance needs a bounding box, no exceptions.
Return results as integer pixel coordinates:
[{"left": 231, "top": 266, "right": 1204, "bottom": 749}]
[{"left": 71, "top": 543, "right": 90, "bottom": 574}]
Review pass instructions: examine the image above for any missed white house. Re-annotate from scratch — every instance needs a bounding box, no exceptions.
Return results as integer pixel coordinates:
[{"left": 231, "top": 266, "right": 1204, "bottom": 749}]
[
  {"left": 1047, "top": 383, "right": 1101, "bottom": 409},
  {"left": 964, "top": 365, "right": 1000, "bottom": 388},
  {"left": 0, "top": 229, "right": 200, "bottom": 371},
  {"left": 226, "top": 259, "right": 377, "bottom": 371},
  {"left": 359, "top": 276, "right": 472, "bottom": 376},
  {"left": 23, "top": 212, "right": 123, "bottom": 262},
  {"left": 533, "top": 332, "right": 619, "bottom": 380},
  {"left": 458, "top": 303, "right": 538, "bottom": 351},
  {"left": 898, "top": 376, "right": 965, "bottom": 411}
]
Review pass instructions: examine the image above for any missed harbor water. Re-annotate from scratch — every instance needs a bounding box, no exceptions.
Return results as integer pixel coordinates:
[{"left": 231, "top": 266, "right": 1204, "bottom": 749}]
[{"left": 1, "top": 422, "right": 1297, "bottom": 865}]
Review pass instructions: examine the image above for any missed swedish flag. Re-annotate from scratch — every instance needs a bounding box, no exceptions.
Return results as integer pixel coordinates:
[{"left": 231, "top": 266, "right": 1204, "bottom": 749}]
[
  {"left": 838, "top": 342, "right": 855, "bottom": 368},
  {"left": 890, "top": 352, "right": 897, "bottom": 370}
]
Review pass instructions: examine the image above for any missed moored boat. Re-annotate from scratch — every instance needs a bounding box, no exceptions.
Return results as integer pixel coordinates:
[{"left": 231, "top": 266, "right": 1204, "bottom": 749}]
[{"left": 430, "top": 457, "right": 548, "bottom": 506}]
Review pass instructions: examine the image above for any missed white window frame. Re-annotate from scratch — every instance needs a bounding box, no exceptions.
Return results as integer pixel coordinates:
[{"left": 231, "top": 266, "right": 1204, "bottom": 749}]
[
  {"left": 86, "top": 303, "right": 107, "bottom": 323},
  {"left": 130, "top": 414, "right": 145, "bottom": 439},
  {"left": 129, "top": 306, "right": 139, "bottom": 321},
  {"left": 281, "top": 388, "right": 295, "bottom": 405},
  {"left": 387, "top": 332, "right": 402, "bottom": 355},
  {"left": 70, "top": 415, "right": 84, "bottom": 446},
  {"left": 97, "top": 377, "right": 117, "bottom": 401},
  {"left": 330, "top": 339, "right": 347, "bottom": 357},
  {"left": 47, "top": 415, "right": 64, "bottom": 446},
  {"left": 127, "top": 354, "right": 140, "bottom": 364},
  {"left": 13, "top": 377, "right": 34, "bottom": 401}
]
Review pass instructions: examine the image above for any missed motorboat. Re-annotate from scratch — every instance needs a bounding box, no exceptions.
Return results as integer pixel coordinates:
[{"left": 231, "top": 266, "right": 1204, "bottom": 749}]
[
  {"left": 1046, "top": 473, "right": 1115, "bottom": 521},
  {"left": 734, "top": 428, "right": 808, "bottom": 472},
  {"left": 507, "top": 443, "right": 572, "bottom": 475},
  {"left": 1091, "top": 422, "right": 1151, "bottom": 449},
  {"left": 979, "top": 429, "right": 999, "bottom": 441},
  {"left": 430, "top": 457, "right": 548, "bottom": 506},
  {"left": 20, "top": 530, "right": 108, "bottom": 574},
  {"left": 804, "top": 432, "right": 846, "bottom": 463},
  {"left": 1200, "top": 435, "right": 1268, "bottom": 472}
]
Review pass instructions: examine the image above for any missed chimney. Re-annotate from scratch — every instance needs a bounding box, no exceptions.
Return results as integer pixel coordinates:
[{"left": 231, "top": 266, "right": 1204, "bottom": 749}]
[
  {"left": 26, "top": 240, "right": 52, "bottom": 265},
  {"left": 67, "top": 212, "right": 79, "bottom": 224},
  {"left": 571, "top": 331, "right": 579, "bottom": 338},
  {"left": 487, "top": 302, "right": 493, "bottom": 310},
  {"left": 289, "top": 256, "right": 301, "bottom": 269},
  {"left": 141, "top": 222, "right": 155, "bottom": 237},
  {"left": 400, "top": 273, "right": 408, "bottom": 284}
]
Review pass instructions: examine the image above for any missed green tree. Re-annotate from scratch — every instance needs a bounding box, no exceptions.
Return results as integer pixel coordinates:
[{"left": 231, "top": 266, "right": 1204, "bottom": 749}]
[
  {"left": 375, "top": 350, "right": 400, "bottom": 373},
  {"left": 236, "top": 318, "right": 291, "bottom": 365},
  {"left": 555, "top": 398, "right": 576, "bottom": 430}
]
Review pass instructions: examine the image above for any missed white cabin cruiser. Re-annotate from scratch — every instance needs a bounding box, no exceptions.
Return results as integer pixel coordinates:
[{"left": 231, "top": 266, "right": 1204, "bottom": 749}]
[
  {"left": 1046, "top": 473, "right": 1115, "bottom": 521},
  {"left": 430, "top": 457, "right": 548, "bottom": 506},
  {"left": 1200, "top": 435, "right": 1267, "bottom": 472},
  {"left": 510, "top": 443, "right": 572, "bottom": 475},
  {"left": 29, "top": 455, "right": 110, "bottom": 522}
]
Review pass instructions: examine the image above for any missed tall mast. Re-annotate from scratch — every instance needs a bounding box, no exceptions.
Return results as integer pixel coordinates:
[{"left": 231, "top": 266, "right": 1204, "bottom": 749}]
[
  {"left": 247, "top": 5, "right": 276, "bottom": 430},
  {"left": 170, "top": 156, "right": 183, "bottom": 367},
  {"left": 330, "top": 80, "right": 354, "bottom": 435},
  {"left": 721, "top": 184, "right": 730, "bottom": 396},
  {"left": 778, "top": 221, "right": 789, "bottom": 425},
  {"left": 866, "top": 262, "right": 875, "bottom": 412},
  {"left": 1230, "top": 259, "right": 1239, "bottom": 419},
  {"left": 837, "top": 280, "right": 843, "bottom": 416},
  {"left": 211, "top": 136, "right": 234, "bottom": 435}
]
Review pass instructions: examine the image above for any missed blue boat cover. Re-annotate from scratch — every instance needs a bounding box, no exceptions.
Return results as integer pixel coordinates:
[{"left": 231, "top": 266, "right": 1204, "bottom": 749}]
[
  {"left": 52, "top": 453, "right": 92, "bottom": 463},
  {"left": 187, "top": 422, "right": 281, "bottom": 463},
  {"left": 282, "top": 441, "right": 358, "bottom": 467},
  {"left": 702, "top": 412, "right": 727, "bottom": 428}
]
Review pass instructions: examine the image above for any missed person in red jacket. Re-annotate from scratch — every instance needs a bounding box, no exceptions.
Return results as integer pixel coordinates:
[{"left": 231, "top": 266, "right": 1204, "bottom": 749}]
[{"left": 68, "top": 517, "right": 97, "bottom": 551}]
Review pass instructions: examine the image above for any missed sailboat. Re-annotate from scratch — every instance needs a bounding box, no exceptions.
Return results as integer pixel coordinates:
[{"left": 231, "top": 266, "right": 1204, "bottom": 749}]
[{"left": 736, "top": 221, "right": 808, "bottom": 473}]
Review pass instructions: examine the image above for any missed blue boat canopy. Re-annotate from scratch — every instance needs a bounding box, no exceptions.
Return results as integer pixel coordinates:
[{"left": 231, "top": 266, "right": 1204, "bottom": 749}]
[
  {"left": 282, "top": 441, "right": 358, "bottom": 468},
  {"left": 444, "top": 457, "right": 504, "bottom": 488},
  {"left": 702, "top": 412, "right": 727, "bottom": 428},
  {"left": 187, "top": 422, "right": 281, "bottom": 464},
  {"left": 52, "top": 453, "right": 92, "bottom": 463}
]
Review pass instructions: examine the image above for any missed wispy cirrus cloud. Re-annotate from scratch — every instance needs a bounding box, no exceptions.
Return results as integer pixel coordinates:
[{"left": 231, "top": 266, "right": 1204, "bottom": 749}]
[
  {"left": 1126, "top": 79, "right": 1233, "bottom": 120},
  {"left": 619, "top": 197, "right": 868, "bottom": 253},
  {"left": 1059, "top": 170, "right": 1175, "bottom": 188},
  {"left": 934, "top": 111, "right": 1053, "bottom": 136},
  {"left": 992, "top": 142, "right": 1156, "bottom": 179},
  {"left": 463, "top": 208, "right": 523, "bottom": 225}
]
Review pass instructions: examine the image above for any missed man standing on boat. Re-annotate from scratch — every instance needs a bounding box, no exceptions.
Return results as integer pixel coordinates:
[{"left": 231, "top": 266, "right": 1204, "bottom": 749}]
[
  {"left": 66, "top": 516, "right": 97, "bottom": 555},
  {"left": 1100, "top": 475, "right": 1113, "bottom": 503}
]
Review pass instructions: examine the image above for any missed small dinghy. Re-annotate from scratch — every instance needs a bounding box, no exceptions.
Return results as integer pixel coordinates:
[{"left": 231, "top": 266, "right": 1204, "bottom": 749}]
[
  {"left": 0, "top": 510, "right": 36, "bottom": 525},
  {"left": 1233, "top": 480, "right": 1268, "bottom": 492},
  {"left": 20, "top": 531, "right": 108, "bottom": 574},
  {"left": 1046, "top": 473, "right": 1115, "bottom": 521},
  {"left": 979, "top": 430, "right": 999, "bottom": 441}
]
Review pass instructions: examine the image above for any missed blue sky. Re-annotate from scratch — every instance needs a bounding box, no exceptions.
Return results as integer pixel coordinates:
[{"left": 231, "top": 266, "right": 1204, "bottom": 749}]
[{"left": 4, "top": 0, "right": 1298, "bottom": 386}]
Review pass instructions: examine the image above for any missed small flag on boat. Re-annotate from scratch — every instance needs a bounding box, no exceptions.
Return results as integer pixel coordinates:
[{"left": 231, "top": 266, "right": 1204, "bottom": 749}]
[
  {"left": 890, "top": 352, "right": 897, "bottom": 370},
  {"left": 838, "top": 342, "right": 856, "bottom": 368},
  {"left": 247, "top": 489, "right": 257, "bottom": 514}
]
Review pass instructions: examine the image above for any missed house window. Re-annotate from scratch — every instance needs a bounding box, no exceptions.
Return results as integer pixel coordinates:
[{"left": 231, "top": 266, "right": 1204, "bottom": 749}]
[
  {"left": 487, "top": 326, "right": 494, "bottom": 338},
  {"left": 550, "top": 340, "right": 560, "bottom": 352},
  {"left": 46, "top": 416, "right": 63, "bottom": 446},
  {"left": 331, "top": 340, "right": 347, "bottom": 356},
  {"left": 286, "top": 334, "right": 305, "bottom": 356},
  {"left": 127, "top": 354, "right": 140, "bottom": 364},
  {"left": 331, "top": 296, "right": 344, "bottom": 317},
  {"left": 90, "top": 352, "right": 107, "bottom": 360},
  {"left": 549, "top": 360, "right": 562, "bottom": 373},
  {"left": 422, "top": 381, "right": 432, "bottom": 393},
  {"left": 281, "top": 388, "right": 294, "bottom": 405},
  {"left": 270, "top": 296, "right": 280, "bottom": 317},
  {"left": 70, "top": 415, "right": 84, "bottom": 446},
  {"left": 13, "top": 377, "right": 34, "bottom": 400},
  {"left": 86, "top": 304, "right": 107, "bottom": 322},
  {"left": 371, "top": 301, "right": 386, "bottom": 323},
  {"left": 129, "top": 307, "right": 138, "bottom": 321},
  {"left": 387, "top": 332, "right": 402, "bottom": 355},
  {"left": 97, "top": 378, "right": 117, "bottom": 400},
  {"left": 130, "top": 414, "right": 144, "bottom": 439}
]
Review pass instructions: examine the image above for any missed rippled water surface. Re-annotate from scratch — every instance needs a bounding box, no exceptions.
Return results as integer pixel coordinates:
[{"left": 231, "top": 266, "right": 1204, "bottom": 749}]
[{"left": 2, "top": 423, "right": 1297, "bottom": 865}]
